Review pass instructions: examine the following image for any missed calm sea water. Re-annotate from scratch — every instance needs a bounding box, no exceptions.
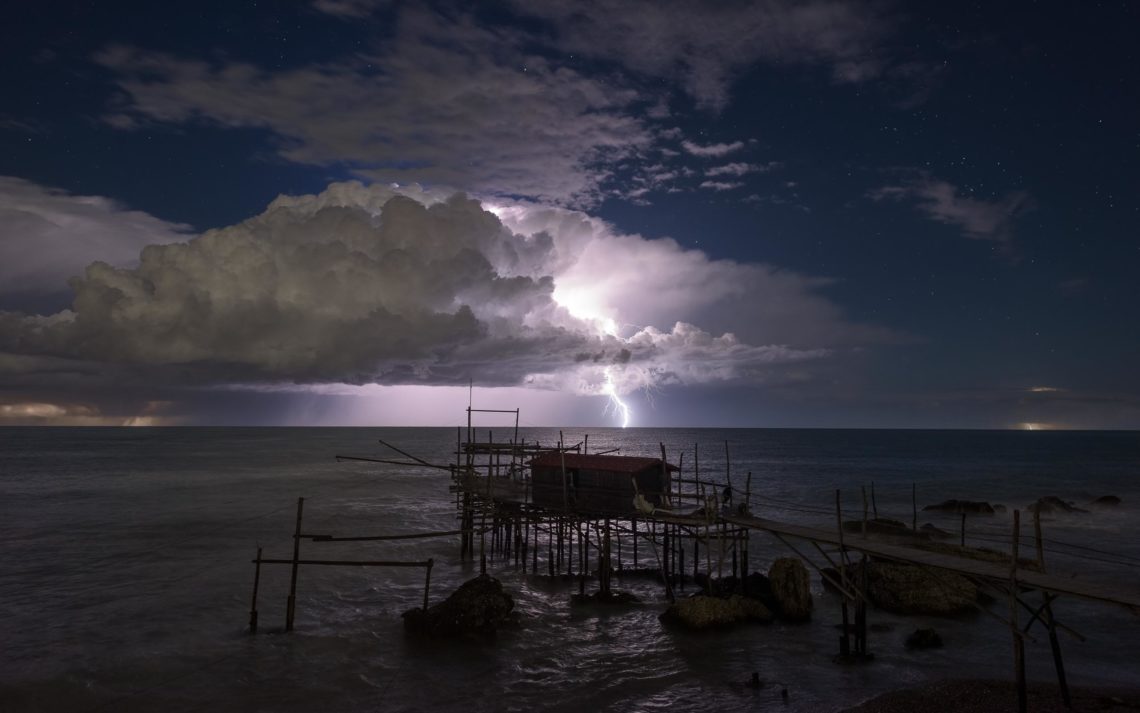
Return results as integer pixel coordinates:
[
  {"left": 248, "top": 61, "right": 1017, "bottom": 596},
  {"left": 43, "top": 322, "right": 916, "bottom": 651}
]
[{"left": 2, "top": 427, "right": 1139, "bottom": 712}]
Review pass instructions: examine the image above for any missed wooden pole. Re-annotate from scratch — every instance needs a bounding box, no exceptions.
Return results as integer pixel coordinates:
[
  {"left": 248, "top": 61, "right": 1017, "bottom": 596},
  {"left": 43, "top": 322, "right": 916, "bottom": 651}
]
[
  {"left": 285, "top": 497, "right": 304, "bottom": 632},
  {"left": 870, "top": 481, "right": 878, "bottom": 519},
  {"left": 249, "top": 545, "right": 262, "bottom": 634},
  {"left": 423, "top": 558, "right": 433, "bottom": 611},
  {"left": 1010, "top": 510, "right": 1027, "bottom": 713},
  {"left": 1034, "top": 511, "right": 1071, "bottom": 707},
  {"left": 836, "top": 489, "right": 850, "bottom": 657},
  {"left": 861, "top": 485, "right": 868, "bottom": 538},
  {"left": 1033, "top": 508, "right": 1045, "bottom": 570},
  {"left": 912, "top": 482, "right": 917, "bottom": 531}
]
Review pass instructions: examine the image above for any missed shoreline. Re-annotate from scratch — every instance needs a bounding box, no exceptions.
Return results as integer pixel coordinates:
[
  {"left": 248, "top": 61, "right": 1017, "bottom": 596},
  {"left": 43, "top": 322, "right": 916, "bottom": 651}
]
[{"left": 841, "top": 679, "right": 1140, "bottom": 712}]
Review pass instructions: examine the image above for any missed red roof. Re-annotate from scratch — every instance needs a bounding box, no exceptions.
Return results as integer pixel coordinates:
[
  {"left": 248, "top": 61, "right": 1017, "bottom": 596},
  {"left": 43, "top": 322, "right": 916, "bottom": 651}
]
[{"left": 529, "top": 453, "right": 678, "bottom": 473}]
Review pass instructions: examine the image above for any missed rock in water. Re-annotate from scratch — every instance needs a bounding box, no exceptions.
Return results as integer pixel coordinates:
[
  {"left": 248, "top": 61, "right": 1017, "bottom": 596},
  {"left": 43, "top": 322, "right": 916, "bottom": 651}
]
[
  {"left": 768, "top": 558, "right": 813, "bottom": 621},
  {"left": 1090, "top": 495, "right": 1122, "bottom": 508},
  {"left": 866, "top": 563, "right": 976, "bottom": 616},
  {"left": 659, "top": 594, "right": 772, "bottom": 629},
  {"left": 1028, "top": 496, "right": 1087, "bottom": 514},
  {"left": 922, "top": 500, "right": 995, "bottom": 515},
  {"left": 905, "top": 627, "right": 944, "bottom": 649},
  {"left": 402, "top": 574, "right": 514, "bottom": 638}
]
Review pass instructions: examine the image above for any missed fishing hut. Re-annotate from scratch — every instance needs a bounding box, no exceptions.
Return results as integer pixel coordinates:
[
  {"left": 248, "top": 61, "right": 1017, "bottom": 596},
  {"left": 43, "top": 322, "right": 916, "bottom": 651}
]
[{"left": 530, "top": 453, "right": 675, "bottom": 513}]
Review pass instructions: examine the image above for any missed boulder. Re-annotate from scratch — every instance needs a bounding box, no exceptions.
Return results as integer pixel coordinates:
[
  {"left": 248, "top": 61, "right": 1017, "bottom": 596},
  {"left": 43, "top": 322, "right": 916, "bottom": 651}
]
[
  {"left": 905, "top": 627, "right": 944, "bottom": 650},
  {"left": 919, "top": 523, "right": 954, "bottom": 539},
  {"left": 1028, "top": 496, "right": 1087, "bottom": 514},
  {"left": 865, "top": 562, "right": 976, "bottom": 616},
  {"left": 768, "top": 558, "right": 813, "bottom": 621},
  {"left": 1089, "top": 495, "right": 1122, "bottom": 508},
  {"left": 922, "top": 500, "right": 996, "bottom": 515},
  {"left": 823, "top": 560, "right": 978, "bottom": 616},
  {"left": 402, "top": 574, "right": 514, "bottom": 638},
  {"left": 659, "top": 594, "right": 772, "bottom": 629}
]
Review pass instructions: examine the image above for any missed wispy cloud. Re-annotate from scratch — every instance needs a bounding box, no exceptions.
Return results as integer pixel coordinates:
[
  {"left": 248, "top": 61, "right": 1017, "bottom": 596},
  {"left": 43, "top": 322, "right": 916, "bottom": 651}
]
[
  {"left": 95, "top": 11, "right": 653, "bottom": 206},
  {"left": 682, "top": 140, "right": 744, "bottom": 157},
  {"left": 871, "top": 175, "right": 1031, "bottom": 242}
]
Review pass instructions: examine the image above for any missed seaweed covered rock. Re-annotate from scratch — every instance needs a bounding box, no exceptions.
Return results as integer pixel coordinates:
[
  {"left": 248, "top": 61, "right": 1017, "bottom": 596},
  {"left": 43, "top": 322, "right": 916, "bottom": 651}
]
[
  {"left": 1089, "top": 495, "right": 1121, "bottom": 508},
  {"left": 659, "top": 594, "right": 772, "bottom": 629},
  {"left": 402, "top": 574, "right": 514, "bottom": 638},
  {"left": 865, "top": 562, "right": 976, "bottom": 616},
  {"left": 768, "top": 558, "right": 813, "bottom": 621},
  {"left": 906, "top": 627, "right": 944, "bottom": 650},
  {"left": 1028, "top": 496, "right": 1087, "bottom": 514},
  {"left": 922, "top": 500, "right": 996, "bottom": 515},
  {"left": 841, "top": 517, "right": 916, "bottom": 536}
]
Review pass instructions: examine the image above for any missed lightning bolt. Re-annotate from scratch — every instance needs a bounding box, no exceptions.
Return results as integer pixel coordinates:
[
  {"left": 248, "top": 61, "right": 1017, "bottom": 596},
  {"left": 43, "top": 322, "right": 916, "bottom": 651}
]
[{"left": 602, "top": 367, "right": 632, "bottom": 428}]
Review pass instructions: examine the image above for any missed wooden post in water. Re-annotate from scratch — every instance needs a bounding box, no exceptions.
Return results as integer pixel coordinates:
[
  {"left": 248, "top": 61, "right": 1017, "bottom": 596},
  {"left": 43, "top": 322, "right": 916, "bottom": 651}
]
[
  {"left": 835, "top": 489, "right": 850, "bottom": 657},
  {"left": 861, "top": 485, "right": 868, "bottom": 538},
  {"left": 1010, "top": 510, "right": 1027, "bottom": 713},
  {"left": 912, "top": 482, "right": 917, "bottom": 531},
  {"left": 285, "top": 497, "right": 305, "bottom": 632},
  {"left": 249, "top": 545, "right": 263, "bottom": 634},
  {"left": 1034, "top": 509, "right": 1071, "bottom": 708},
  {"left": 870, "top": 481, "right": 878, "bottom": 519},
  {"left": 423, "top": 558, "right": 434, "bottom": 611},
  {"left": 632, "top": 517, "right": 639, "bottom": 569}
]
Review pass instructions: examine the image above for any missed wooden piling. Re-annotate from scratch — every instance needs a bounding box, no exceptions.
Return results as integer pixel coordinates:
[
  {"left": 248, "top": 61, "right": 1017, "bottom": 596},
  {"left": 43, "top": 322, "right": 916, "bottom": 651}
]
[
  {"left": 423, "top": 558, "right": 433, "bottom": 611},
  {"left": 861, "top": 485, "right": 868, "bottom": 538},
  {"left": 870, "top": 481, "right": 878, "bottom": 519},
  {"left": 836, "top": 489, "right": 851, "bottom": 657},
  {"left": 249, "top": 545, "right": 262, "bottom": 634},
  {"left": 1010, "top": 509, "right": 1027, "bottom": 713},
  {"left": 912, "top": 482, "right": 917, "bottom": 531},
  {"left": 285, "top": 497, "right": 304, "bottom": 632}
]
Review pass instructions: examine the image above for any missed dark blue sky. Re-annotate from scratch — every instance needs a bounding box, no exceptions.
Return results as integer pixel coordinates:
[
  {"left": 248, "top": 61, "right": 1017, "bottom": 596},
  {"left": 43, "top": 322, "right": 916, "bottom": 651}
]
[{"left": 1, "top": 1, "right": 1137, "bottom": 428}]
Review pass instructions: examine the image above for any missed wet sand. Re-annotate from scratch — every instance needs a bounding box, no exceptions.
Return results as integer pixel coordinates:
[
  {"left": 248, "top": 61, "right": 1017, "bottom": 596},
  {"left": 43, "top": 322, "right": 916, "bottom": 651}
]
[{"left": 842, "top": 679, "right": 1140, "bottom": 712}]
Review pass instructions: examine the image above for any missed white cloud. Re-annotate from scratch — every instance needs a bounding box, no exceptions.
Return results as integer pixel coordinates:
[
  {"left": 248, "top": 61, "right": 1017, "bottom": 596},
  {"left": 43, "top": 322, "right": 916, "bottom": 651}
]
[
  {"left": 706, "top": 161, "right": 780, "bottom": 177},
  {"left": 0, "top": 176, "right": 193, "bottom": 296},
  {"left": 682, "top": 140, "right": 745, "bottom": 157},
  {"left": 1, "top": 182, "right": 888, "bottom": 399},
  {"left": 871, "top": 175, "right": 1031, "bottom": 242},
  {"left": 699, "top": 180, "right": 743, "bottom": 191}
]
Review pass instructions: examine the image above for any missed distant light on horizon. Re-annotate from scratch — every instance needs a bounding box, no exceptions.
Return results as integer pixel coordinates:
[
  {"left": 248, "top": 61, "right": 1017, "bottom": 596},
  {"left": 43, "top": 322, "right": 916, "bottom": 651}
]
[
  {"left": 1020, "top": 422, "right": 1054, "bottom": 431},
  {"left": 1028, "top": 386, "right": 1062, "bottom": 393}
]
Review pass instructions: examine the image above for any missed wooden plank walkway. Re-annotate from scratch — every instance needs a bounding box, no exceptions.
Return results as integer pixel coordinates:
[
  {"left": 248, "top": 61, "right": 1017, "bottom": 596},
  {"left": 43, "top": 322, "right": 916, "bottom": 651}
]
[{"left": 722, "top": 513, "right": 1140, "bottom": 612}]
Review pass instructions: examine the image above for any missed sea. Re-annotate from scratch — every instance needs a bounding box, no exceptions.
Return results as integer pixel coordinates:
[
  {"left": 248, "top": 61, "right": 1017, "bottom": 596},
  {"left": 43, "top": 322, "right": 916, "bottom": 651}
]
[{"left": 2, "top": 426, "right": 1139, "bottom": 712}]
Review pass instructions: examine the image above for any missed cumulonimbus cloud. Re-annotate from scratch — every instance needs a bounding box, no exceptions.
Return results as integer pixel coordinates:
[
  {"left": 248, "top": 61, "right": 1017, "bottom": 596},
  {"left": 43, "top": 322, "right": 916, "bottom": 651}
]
[{"left": 0, "top": 181, "right": 890, "bottom": 399}]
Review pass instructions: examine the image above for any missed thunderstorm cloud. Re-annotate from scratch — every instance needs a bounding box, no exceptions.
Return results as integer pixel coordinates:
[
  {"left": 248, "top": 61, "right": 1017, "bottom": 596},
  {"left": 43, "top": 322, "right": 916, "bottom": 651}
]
[{"left": 0, "top": 181, "right": 885, "bottom": 406}]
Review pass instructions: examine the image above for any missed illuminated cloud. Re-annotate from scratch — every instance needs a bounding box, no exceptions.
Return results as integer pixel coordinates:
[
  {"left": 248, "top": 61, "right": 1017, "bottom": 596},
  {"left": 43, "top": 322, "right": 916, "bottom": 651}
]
[
  {"left": 0, "top": 176, "right": 192, "bottom": 299},
  {"left": 0, "top": 182, "right": 886, "bottom": 405}
]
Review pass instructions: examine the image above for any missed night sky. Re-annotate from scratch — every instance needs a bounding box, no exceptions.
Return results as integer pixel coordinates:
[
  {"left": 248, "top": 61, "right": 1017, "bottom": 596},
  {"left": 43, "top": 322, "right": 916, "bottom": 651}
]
[{"left": 1, "top": 1, "right": 1137, "bottom": 428}]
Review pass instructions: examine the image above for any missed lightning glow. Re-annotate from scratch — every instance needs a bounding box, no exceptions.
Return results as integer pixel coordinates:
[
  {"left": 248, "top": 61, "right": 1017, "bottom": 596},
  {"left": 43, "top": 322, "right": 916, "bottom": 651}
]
[{"left": 603, "top": 367, "right": 632, "bottom": 428}]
